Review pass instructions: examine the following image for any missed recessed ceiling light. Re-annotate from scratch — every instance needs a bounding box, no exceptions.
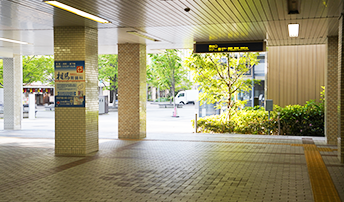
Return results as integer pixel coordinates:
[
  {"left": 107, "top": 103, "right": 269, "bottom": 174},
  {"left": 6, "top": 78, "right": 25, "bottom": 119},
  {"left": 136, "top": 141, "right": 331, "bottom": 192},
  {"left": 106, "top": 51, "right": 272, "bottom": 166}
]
[
  {"left": 288, "top": 24, "right": 299, "bottom": 37},
  {"left": 43, "top": 1, "right": 111, "bottom": 24},
  {"left": 0, "top": 37, "right": 29, "bottom": 45}
]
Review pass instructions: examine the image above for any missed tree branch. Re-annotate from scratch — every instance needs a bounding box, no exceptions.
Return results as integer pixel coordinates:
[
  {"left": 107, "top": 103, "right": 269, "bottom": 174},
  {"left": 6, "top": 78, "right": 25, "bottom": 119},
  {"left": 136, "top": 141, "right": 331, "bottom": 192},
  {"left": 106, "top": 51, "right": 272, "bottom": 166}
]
[
  {"left": 23, "top": 55, "right": 36, "bottom": 69},
  {"left": 209, "top": 56, "right": 226, "bottom": 82},
  {"left": 230, "top": 81, "right": 246, "bottom": 94}
]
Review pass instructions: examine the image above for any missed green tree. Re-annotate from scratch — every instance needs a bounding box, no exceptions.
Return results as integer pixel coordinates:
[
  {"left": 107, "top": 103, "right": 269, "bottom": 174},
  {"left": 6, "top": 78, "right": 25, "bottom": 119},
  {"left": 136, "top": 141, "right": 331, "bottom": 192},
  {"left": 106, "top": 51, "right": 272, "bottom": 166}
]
[
  {"left": 0, "top": 56, "right": 54, "bottom": 88},
  {"left": 23, "top": 55, "right": 54, "bottom": 85},
  {"left": 147, "top": 49, "right": 190, "bottom": 103},
  {"left": 185, "top": 52, "right": 259, "bottom": 116},
  {"left": 98, "top": 54, "right": 118, "bottom": 103}
]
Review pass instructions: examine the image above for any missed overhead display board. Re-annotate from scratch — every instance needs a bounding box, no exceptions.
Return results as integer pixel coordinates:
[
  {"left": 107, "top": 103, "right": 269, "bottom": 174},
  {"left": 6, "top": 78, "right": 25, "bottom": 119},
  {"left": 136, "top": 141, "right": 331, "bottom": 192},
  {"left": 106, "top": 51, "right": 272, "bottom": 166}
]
[
  {"left": 54, "top": 61, "right": 85, "bottom": 107},
  {"left": 194, "top": 41, "right": 266, "bottom": 53}
]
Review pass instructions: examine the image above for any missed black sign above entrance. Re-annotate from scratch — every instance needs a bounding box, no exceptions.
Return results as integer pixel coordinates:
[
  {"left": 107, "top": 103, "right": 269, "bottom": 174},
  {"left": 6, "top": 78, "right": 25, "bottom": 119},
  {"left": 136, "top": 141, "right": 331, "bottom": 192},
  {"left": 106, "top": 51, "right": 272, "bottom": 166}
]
[{"left": 194, "top": 41, "right": 266, "bottom": 53}]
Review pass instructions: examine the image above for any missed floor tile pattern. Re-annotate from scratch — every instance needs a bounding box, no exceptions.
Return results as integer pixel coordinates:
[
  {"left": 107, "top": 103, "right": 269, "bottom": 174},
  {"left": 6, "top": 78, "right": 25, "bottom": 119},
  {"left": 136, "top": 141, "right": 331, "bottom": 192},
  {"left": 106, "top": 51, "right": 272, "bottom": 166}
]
[{"left": 0, "top": 135, "right": 343, "bottom": 202}]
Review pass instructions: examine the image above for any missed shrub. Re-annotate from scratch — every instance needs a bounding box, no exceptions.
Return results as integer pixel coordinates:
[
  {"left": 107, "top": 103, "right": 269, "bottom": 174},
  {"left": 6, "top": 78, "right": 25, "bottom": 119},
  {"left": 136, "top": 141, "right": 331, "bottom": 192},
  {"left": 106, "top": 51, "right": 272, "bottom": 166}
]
[
  {"left": 194, "top": 100, "right": 324, "bottom": 136},
  {"left": 194, "top": 107, "right": 278, "bottom": 135},
  {"left": 154, "top": 97, "right": 170, "bottom": 102},
  {"left": 275, "top": 100, "right": 324, "bottom": 136}
]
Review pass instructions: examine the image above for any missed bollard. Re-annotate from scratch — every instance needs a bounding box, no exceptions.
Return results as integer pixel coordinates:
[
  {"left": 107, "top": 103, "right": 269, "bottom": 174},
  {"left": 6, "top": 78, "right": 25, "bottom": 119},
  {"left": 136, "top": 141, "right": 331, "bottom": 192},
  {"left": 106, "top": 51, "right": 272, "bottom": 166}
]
[
  {"left": 268, "top": 111, "right": 270, "bottom": 135},
  {"left": 194, "top": 114, "right": 197, "bottom": 133},
  {"left": 278, "top": 112, "right": 281, "bottom": 135}
]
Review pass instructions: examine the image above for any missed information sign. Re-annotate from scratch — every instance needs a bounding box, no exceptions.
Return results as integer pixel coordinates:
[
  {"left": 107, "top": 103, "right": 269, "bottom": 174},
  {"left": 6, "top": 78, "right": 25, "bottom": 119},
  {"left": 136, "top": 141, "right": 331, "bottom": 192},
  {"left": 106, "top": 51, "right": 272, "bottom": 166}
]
[
  {"left": 55, "top": 61, "right": 85, "bottom": 107},
  {"left": 194, "top": 41, "right": 266, "bottom": 53}
]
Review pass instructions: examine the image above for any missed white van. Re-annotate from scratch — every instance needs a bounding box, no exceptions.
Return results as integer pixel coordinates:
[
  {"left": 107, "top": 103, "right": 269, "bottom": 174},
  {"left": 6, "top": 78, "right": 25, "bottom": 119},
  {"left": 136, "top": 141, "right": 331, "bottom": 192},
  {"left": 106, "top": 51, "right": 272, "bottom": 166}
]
[{"left": 175, "top": 90, "right": 198, "bottom": 105}]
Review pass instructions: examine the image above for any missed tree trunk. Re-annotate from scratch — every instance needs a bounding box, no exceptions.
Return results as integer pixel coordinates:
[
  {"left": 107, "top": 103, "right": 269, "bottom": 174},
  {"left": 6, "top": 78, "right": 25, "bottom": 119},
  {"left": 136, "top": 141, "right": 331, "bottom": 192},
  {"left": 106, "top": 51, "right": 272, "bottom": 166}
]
[
  {"left": 172, "top": 69, "right": 176, "bottom": 108},
  {"left": 112, "top": 90, "right": 117, "bottom": 107},
  {"left": 112, "top": 74, "right": 118, "bottom": 107},
  {"left": 170, "top": 87, "right": 173, "bottom": 104}
]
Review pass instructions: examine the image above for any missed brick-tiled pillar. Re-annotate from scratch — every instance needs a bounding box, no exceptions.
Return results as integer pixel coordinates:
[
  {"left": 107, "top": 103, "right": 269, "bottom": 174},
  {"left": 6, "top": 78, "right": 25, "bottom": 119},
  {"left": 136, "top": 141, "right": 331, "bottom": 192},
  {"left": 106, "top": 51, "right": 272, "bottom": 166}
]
[
  {"left": 3, "top": 54, "right": 22, "bottom": 130},
  {"left": 118, "top": 44, "right": 146, "bottom": 139},
  {"left": 54, "top": 26, "right": 99, "bottom": 156},
  {"left": 338, "top": 16, "right": 344, "bottom": 163},
  {"left": 326, "top": 36, "right": 338, "bottom": 145}
]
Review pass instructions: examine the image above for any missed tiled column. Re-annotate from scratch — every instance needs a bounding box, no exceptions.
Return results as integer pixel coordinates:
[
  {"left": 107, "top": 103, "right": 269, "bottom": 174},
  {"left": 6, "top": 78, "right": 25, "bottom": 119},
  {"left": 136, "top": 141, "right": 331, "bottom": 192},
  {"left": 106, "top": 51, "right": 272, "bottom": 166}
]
[
  {"left": 3, "top": 54, "right": 22, "bottom": 130},
  {"left": 54, "top": 26, "right": 99, "bottom": 156},
  {"left": 118, "top": 44, "right": 146, "bottom": 139},
  {"left": 326, "top": 36, "right": 338, "bottom": 145},
  {"left": 338, "top": 16, "right": 344, "bottom": 163}
]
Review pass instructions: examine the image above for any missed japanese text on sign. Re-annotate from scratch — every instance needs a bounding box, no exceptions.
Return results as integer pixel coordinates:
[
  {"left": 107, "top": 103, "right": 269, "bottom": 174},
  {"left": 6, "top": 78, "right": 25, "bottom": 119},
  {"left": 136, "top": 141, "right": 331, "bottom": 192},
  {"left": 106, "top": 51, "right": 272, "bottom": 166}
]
[{"left": 55, "top": 61, "right": 85, "bottom": 107}]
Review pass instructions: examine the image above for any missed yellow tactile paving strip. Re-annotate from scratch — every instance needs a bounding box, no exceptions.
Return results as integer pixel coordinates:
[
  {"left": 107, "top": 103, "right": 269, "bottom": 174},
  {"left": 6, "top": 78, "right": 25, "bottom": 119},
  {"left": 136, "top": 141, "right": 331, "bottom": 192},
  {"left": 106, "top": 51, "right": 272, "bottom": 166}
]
[
  {"left": 317, "top": 147, "right": 336, "bottom": 152},
  {"left": 303, "top": 145, "right": 341, "bottom": 202}
]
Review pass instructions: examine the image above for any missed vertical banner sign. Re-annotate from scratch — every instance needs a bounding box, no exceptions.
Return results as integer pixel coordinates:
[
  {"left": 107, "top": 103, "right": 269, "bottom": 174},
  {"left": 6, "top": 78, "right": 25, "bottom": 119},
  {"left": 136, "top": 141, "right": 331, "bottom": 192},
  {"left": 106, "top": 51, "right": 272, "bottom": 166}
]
[{"left": 55, "top": 61, "right": 85, "bottom": 107}]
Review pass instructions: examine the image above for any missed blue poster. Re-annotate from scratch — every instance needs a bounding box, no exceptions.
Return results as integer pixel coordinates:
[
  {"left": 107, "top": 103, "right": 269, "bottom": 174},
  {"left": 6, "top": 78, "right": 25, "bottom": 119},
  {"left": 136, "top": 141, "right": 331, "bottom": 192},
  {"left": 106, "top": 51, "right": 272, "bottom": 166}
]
[{"left": 55, "top": 61, "right": 85, "bottom": 107}]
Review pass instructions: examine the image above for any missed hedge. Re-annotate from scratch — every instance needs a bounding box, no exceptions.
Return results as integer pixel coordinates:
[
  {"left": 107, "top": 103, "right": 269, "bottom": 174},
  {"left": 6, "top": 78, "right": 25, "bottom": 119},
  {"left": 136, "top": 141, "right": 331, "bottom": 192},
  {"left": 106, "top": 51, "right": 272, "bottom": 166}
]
[{"left": 194, "top": 100, "right": 324, "bottom": 136}]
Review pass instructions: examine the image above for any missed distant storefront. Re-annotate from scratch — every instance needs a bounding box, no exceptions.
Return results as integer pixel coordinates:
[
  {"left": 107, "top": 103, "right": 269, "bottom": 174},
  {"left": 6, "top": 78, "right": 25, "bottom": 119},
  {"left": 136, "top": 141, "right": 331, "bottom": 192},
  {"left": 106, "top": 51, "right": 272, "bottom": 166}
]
[{"left": 23, "top": 86, "right": 54, "bottom": 105}]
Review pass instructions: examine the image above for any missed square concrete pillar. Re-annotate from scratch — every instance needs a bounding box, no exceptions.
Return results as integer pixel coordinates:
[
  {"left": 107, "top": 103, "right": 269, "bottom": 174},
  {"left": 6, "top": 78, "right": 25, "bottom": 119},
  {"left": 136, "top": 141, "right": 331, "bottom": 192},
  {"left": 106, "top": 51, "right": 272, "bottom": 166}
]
[
  {"left": 118, "top": 44, "right": 146, "bottom": 139},
  {"left": 338, "top": 16, "right": 344, "bottom": 163},
  {"left": 326, "top": 36, "right": 339, "bottom": 145},
  {"left": 3, "top": 55, "right": 22, "bottom": 130},
  {"left": 54, "top": 26, "right": 99, "bottom": 156}
]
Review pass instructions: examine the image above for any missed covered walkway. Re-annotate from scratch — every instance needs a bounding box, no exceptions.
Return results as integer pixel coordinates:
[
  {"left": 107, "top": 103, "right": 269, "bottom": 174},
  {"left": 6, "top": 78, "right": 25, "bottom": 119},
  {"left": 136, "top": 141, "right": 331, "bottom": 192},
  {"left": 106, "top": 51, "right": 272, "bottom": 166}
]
[{"left": 0, "top": 133, "right": 343, "bottom": 202}]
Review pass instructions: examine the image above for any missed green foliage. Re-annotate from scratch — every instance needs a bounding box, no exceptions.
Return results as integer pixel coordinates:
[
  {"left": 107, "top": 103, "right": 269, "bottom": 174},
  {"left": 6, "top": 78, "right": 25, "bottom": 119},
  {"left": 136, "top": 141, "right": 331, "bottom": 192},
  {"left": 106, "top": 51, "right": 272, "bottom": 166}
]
[
  {"left": 194, "top": 101, "right": 324, "bottom": 136},
  {"left": 147, "top": 49, "right": 191, "bottom": 100},
  {"left": 154, "top": 97, "right": 170, "bottom": 102},
  {"left": 185, "top": 52, "right": 259, "bottom": 114},
  {"left": 194, "top": 107, "right": 278, "bottom": 135},
  {"left": 275, "top": 100, "right": 324, "bottom": 136},
  {"left": 320, "top": 86, "right": 325, "bottom": 101},
  {"left": 98, "top": 54, "right": 118, "bottom": 91},
  {"left": 0, "top": 56, "right": 54, "bottom": 87},
  {"left": 22, "top": 55, "right": 54, "bottom": 86}
]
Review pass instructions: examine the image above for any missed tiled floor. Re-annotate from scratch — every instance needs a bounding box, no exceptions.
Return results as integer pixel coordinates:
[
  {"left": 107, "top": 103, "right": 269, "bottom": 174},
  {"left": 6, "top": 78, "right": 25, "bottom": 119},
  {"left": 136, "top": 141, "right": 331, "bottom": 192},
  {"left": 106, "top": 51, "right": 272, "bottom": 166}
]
[{"left": 0, "top": 134, "right": 343, "bottom": 202}]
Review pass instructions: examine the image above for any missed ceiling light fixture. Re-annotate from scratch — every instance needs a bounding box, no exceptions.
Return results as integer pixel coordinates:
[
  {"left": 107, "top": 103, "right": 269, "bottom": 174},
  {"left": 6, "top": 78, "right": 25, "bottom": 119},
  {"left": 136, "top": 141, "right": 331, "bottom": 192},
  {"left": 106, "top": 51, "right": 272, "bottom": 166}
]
[
  {"left": 43, "top": 1, "right": 111, "bottom": 24},
  {"left": 0, "top": 37, "right": 29, "bottom": 45},
  {"left": 127, "top": 31, "right": 160, "bottom": 42},
  {"left": 288, "top": 24, "right": 299, "bottom": 37}
]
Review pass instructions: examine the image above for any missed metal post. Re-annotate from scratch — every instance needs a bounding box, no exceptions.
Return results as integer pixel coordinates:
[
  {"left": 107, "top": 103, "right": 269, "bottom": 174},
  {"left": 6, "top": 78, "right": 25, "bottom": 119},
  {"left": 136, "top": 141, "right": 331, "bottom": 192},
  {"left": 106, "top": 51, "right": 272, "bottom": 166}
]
[
  {"left": 268, "top": 111, "right": 270, "bottom": 135},
  {"left": 251, "top": 64, "right": 255, "bottom": 107},
  {"left": 278, "top": 112, "right": 281, "bottom": 135},
  {"left": 194, "top": 113, "right": 198, "bottom": 133}
]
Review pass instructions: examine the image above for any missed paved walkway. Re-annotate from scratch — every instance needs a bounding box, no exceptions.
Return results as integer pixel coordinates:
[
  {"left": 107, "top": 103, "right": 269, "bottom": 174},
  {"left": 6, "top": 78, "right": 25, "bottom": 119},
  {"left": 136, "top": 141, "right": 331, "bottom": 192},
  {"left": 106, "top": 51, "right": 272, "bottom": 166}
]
[{"left": 0, "top": 104, "right": 343, "bottom": 201}]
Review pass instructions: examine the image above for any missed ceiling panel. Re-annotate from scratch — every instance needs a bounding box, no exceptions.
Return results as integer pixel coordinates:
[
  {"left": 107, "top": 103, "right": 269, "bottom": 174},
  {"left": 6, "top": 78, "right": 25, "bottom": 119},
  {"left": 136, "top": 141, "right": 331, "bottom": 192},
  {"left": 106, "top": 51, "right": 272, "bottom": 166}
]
[{"left": 0, "top": 0, "right": 342, "bottom": 56}]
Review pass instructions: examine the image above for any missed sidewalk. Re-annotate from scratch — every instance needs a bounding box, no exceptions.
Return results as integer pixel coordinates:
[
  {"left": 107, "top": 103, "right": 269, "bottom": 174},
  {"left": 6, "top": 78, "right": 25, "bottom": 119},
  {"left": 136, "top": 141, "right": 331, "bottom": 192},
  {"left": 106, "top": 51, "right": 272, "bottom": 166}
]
[
  {"left": 0, "top": 103, "right": 197, "bottom": 139},
  {"left": 0, "top": 103, "right": 343, "bottom": 201},
  {"left": 0, "top": 133, "right": 343, "bottom": 201}
]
